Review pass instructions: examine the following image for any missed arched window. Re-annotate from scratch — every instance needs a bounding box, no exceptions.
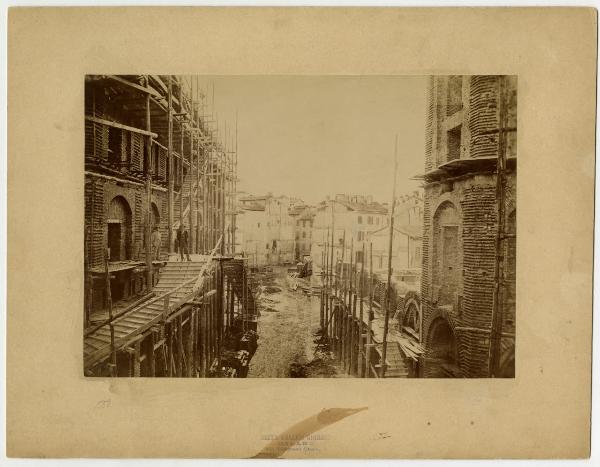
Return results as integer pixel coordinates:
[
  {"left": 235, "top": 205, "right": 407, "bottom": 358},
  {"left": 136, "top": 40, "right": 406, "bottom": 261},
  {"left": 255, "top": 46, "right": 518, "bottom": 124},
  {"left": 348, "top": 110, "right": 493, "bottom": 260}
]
[
  {"left": 107, "top": 196, "right": 132, "bottom": 261},
  {"left": 432, "top": 201, "right": 460, "bottom": 306}
]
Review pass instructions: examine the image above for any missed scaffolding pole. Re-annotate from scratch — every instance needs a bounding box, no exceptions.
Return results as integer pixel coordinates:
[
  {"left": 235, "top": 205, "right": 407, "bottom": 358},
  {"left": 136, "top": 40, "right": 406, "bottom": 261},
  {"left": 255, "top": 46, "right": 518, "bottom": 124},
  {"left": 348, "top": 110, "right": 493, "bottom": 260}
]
[
  {"left": 380, "top": 134, "right": 398, "bottom": 378},
  {"left": 488, "top": 75, "right": 508, "bottom": 377}
]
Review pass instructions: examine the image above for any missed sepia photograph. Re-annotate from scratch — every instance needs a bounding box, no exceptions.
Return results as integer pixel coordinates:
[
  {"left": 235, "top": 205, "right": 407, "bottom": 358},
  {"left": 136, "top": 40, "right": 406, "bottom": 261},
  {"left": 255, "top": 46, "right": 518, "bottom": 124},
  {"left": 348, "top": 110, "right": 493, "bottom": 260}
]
[
  {"left": 83, "top": 74, "right": 517, "bottom": 379},
  {"left": 8, "top": 6, "right": 596, "bottom": 460}
]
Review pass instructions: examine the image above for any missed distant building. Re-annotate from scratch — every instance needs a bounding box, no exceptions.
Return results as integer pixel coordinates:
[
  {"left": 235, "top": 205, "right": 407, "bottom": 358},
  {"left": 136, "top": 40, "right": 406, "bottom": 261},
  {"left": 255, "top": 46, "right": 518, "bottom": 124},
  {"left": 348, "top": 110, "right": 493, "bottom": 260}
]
[
  {"left": 311, "top": 194, "right": 388, "bottom": 269},
  {"left": 420, "top": 75, "right": 517, "bottom": 378},
  {"left": 236, "top": 195, "right": 269, "bottom": 266},
  {"left": 236, "top": 193, "right": 296, "bottom": 265},
  {"left": 367, "top": 191, "right": 423, "bottom": 274},
  {"left": 289, "top": 204, "right": 316, "bottom": 261}
]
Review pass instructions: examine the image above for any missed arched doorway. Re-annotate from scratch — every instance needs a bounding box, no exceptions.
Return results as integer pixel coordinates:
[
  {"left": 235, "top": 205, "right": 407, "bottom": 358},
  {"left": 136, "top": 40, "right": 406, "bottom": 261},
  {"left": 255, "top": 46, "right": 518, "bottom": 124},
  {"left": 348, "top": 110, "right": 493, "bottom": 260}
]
[
  {"left": 107, "top": 196, "right": 132, "bottom": 262},
  {"left": 426, "top": 317, "right": 459, "bottom": 377},
  {"left": 150, "top": 202, "right": 160, "bottom": 230},
  {"left": 432, "top": 201, "right": 460, "bottom": 307}
]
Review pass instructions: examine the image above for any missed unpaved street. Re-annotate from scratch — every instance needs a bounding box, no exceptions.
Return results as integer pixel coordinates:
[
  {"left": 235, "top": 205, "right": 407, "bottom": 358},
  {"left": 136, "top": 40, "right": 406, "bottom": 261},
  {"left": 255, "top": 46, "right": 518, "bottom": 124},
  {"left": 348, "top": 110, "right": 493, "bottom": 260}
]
[{"left": 248, "top": 267, "right": 346, "bottom": 378}]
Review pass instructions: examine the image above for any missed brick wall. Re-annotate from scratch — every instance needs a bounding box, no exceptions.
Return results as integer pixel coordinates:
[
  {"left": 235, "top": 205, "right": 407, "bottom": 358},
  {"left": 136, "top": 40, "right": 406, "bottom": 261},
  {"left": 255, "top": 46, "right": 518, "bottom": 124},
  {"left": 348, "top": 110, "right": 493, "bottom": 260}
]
[
  {"left": 85, "top": 174, "right": 169, "bottom": 268},
  {"left": 421, "top": 174, "right": 516, "bottom": 377},
  {"left": 424, "top": 76, "right": 435, "bottom": 172},
  {"left": 421, "top": 75, "right": 517, "bottom": 378},
  {"left": 469, "top": 76, "right": 500, "bottom": 159},
  {"left": 84, "top": 178, "right": 105, "bottom": 268}
]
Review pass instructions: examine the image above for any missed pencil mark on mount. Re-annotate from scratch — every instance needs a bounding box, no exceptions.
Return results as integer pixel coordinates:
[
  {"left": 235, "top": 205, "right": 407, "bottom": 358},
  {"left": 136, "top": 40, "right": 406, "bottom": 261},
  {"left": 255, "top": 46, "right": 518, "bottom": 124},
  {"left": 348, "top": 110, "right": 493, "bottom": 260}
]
[
  {"left": 94, "top": 399, "right": 111, "bottom": 409},
  {"left": 83, "top": 75, "right": 516, "bottom": 379}
]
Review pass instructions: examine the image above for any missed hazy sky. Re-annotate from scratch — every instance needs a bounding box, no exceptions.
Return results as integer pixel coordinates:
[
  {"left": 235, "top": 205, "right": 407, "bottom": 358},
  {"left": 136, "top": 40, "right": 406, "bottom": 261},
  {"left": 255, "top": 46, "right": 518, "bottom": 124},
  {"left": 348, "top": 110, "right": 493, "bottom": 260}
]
[{"left": 198, "top": 76, "right": 426, "bottom": 205}]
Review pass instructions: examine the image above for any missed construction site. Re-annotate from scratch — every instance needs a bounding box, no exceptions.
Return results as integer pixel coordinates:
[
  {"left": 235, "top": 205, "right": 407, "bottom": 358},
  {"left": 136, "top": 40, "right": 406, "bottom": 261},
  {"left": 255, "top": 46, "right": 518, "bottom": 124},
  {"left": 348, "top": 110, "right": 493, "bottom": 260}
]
[
  {"left": 83, "top": 74, "right": 516, "bottom": 379},
  {"left": 84, "top": 75, "right": 258, "bottom": 377},
  {"left": 315, "top": 75, "right": 517, "bottom": 378}
]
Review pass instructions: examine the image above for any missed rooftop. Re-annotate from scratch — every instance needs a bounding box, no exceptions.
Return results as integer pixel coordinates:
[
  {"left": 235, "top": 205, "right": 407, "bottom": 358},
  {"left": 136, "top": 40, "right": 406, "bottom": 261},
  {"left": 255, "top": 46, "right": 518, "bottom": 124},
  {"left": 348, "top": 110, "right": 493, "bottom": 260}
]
[
  {"left": 316, "top": 198, "right": 388, "bottom": 214},
  {"left": 368, "top": 223, "right": 422, "bottom": 239}
]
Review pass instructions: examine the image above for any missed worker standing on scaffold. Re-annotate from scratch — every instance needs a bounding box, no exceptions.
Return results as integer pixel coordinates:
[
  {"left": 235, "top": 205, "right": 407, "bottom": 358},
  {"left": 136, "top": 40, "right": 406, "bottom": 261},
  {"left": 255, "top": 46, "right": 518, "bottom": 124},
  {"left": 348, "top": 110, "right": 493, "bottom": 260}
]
[{"left": 177, "top": 224, "right": 192, "bottom": 262}]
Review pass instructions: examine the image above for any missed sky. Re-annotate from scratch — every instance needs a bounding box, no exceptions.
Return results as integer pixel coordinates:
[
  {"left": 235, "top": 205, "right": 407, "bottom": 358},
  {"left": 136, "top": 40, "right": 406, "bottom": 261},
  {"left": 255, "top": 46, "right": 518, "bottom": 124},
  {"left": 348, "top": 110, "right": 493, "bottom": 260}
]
[{"left": 197, "top": 76, "right": 427, "bottom": 205}]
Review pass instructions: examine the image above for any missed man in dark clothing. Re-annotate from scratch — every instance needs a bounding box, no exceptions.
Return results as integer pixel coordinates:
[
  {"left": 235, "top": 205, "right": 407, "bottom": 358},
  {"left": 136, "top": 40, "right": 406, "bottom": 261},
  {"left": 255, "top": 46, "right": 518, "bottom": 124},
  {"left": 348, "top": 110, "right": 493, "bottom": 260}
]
[{"left": 177, "top": 225, "right": 192, "bottom": 261}]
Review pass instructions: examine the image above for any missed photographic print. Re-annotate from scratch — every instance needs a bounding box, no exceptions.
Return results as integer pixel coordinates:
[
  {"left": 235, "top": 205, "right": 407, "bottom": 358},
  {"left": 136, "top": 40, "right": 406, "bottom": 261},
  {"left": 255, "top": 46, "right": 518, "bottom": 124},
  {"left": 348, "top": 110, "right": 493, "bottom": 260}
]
[
  {"left": 8, "top": 6, "right": 595, "bottom": 459},
  {"left": 83, "top": 74, "right": 516, "bottom": 379}
]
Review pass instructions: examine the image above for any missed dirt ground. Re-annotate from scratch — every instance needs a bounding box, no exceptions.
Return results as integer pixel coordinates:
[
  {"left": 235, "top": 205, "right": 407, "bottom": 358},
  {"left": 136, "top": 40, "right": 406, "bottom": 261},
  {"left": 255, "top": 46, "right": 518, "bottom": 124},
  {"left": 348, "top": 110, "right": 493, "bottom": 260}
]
[{"left": 247, "top": 267, "right": 349, "bottom": 378}]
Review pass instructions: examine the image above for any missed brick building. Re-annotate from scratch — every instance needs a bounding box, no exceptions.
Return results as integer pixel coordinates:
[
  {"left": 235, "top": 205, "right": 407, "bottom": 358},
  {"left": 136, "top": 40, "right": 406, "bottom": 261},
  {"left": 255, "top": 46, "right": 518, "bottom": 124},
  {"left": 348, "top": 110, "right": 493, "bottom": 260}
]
[
  {"left": 420, "top": 75, "right": 516, "bottom": 378},
  {"left": 84, "top": 75, "right": 234, "bottom": 326}
]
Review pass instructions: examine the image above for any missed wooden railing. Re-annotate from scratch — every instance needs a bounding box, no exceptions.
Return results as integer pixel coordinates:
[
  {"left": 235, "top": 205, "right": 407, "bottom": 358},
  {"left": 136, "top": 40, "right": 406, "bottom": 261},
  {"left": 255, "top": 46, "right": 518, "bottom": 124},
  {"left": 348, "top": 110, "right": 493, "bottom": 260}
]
[{"left": 85, "top": 235, "right": 224, "bottom": 338}]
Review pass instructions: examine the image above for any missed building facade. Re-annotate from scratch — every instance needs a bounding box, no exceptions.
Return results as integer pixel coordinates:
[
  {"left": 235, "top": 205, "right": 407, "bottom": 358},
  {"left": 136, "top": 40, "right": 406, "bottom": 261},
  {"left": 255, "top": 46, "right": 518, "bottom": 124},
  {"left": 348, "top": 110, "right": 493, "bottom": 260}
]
[
  {"left": 236, "top": 195, "right": 269, "bottom": 266},
  {"left": 311, "top": 194, "right": 388, "bottom": 269},
  {"left": 84, "top": 75, "right": 234, "bottom": 326},
  {"left": 367, "top": 191, "right": 423, "bottom": 275},
  {"left": 420, "top": 75, "right": 517, "bottom": 378},
  {"left": 236, "top": 193, "right": 297, "bottom": 265},
  {"left": 290, "top": 205, "right": 315, "bottom": 261}
]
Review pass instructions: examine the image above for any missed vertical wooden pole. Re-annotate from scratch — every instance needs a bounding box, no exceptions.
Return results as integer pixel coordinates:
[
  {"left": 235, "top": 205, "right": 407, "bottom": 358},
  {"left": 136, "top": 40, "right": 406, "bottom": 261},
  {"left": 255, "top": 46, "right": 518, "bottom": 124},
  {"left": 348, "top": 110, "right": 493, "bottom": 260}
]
[
  {"left": 210, "top": 270, "right": 215, "bottom": 364},
  {"left": 167, "top": 322, "right": 173, "bottom": 377},
  {"left": 341, "top": 231, "right": 346, "bottom": 305},
  {"left": 221, "top": 151, "right": 225, "bottom": 256},
  {"left": 320, "top": 273, "right": 325, "bottom": 330},
  {"left": 352, "top": 290, "right": 358, "bottom": 375},
  {"left": 177, "top": 315, "right": 183, "bottom": 377},
  {"left": 366, "top": 242, "right": 373, "bottom": 377},
  {"left": 104, "top": 249, "right": 117, "bottom": 376},
  {"left": 133, "top": 341, "right": 141, "bottom": 377},
  {"left": 489, "top": 75, "right": 508, "bottom": 377},
  {"left": 179, "top": 77, "right": 184, "bottom": 232},
  {"left": 201, "top": 281, "right": 207, "bottom": 376},
  {"left": 195, "top": 77, "right": 200, "bottom": 254},
  {"left": 320, "top": 237, "right": 324, "bottom": 329},
  {"left": 144, "top": 76, "right": 153, "bottom": 291},
  {"left": 381, "top": 135, "right": 399, "bottom": 378},
  {"left": 208, "top": 153, "right": 213, "bottom": 250},
  {"left": 189, "top": 77, "right": 195, "bottom": 253},
  {"left": 187, "top": 309, "right": 195, "bottom": 377},
  {"left": 348, "top": 252, "right": 352, "bottom": 310},
  {"left": 231, "top": 278, "right": 236, "bottom": 330},
  {"left": 324, "top": 231, "right": 329, "bottom": 335},
  {"left": 167, "top": 76, "right": 174, "bottom": 252},
  {"left": 149, "top": 331, "right": 156, "bottom": 377},
  {"left": 359, "top": 243, "right": 365, "bottom": 377},
  {"left": 194, "top": 306, "right": 199, "bottom": 377},
  {"left": 207, "top": 277, "right": 212, "bottom": 369},
  {"left": 329, "top": 201, "right": 335, "bottom": 297},
  {"left": 347, "top": 238, "right": 354, "bottom": 374},
  {"left": 233, "top": 111, "right": 238, "bottom": 254},
  {"left": 217, "top": 262, "right": 223, "bottom": 354}
]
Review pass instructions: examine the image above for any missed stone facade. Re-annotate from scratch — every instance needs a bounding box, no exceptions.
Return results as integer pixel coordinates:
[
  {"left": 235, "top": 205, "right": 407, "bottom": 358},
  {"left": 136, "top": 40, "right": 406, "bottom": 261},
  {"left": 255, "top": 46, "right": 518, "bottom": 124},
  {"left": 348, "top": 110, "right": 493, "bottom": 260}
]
[
  {"left": 311, "top": 194, "right": 388, "bottom": 270},
  {"left": 236, "top": 194, "right": 297, "bottom": 265}
]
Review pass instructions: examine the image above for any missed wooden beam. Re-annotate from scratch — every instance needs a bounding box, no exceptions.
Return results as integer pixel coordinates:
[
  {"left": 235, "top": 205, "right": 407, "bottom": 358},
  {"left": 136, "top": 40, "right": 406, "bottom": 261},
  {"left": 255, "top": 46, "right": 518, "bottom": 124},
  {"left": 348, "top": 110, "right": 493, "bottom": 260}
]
[
  {"left": 104, "top": 75, "right": 162, "bottom": 99},
  {"left": 85, "top": 115, "right": 158, "bottom": 138}
]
